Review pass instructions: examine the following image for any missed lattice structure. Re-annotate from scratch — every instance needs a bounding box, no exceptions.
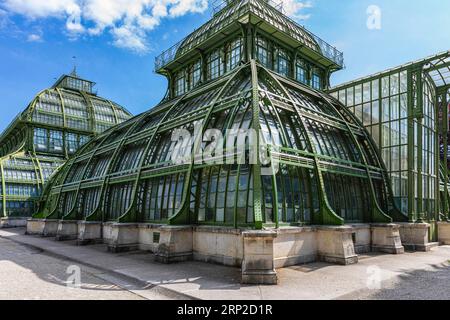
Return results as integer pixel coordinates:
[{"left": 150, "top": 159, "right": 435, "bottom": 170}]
[{"left": 0, "top": 72, "right": 132, "bottom": 219}]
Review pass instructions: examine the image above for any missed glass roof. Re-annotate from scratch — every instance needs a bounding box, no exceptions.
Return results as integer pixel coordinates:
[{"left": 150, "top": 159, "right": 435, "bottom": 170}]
[
  {"left": 154, "top": 0, "right": 344, "bottom": 71},
  {"left": 0, "top": 76, "right": 133, "bottom": 159},
  {"left": 423, "top": 51, "right": 450, "bottom": 88},
  {"left": 331, "top": 51, "right": 450, "bottom": 90}
]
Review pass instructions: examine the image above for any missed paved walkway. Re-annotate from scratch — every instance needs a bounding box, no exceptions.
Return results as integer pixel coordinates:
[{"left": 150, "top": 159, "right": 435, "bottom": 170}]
[
  {"left": 1, "top": 228, "right": 450, "bottom": 300},
  {"left": 0, "top": 237, "right": 149, "bottom": 300}
]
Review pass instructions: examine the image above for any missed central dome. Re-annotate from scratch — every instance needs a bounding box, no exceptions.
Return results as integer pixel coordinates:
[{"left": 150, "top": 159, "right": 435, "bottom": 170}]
[{"left": 37, "top": 61, "right": 395, "bottom": 227}]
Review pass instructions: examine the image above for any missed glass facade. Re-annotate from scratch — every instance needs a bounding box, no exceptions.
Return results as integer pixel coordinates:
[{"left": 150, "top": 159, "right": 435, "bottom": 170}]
[
  {"left": 171, "top": 31, "right": 326, "bottom": 98},
  {"left": 330, "top": 69, "right": 440, "bottom": 221}
]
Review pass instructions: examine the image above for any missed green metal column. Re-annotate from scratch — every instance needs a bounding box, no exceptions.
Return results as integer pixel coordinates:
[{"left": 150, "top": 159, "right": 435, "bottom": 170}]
[
  {"left": 443, "top": 89, "right": 450, "bottom": 221},
  {"left": 0, "top": 160, "right": 6, "bottom": 217},
  {"left": 407, "top": 68, "right": 416, "bottom": 222},
  {"left": 416, "top": 68, "right": 425, "bottom": 222},
  {"left": 250, "top": 60, "right": 263, "bottom": 230},
  {"left": 438, "top": 89, "right": 448, "bottom": 220},
  {"left": 79, "top": 91, "right": 95, "bottom": 133},
  {"left": 56, "top": 88, "right": 68, "bottom": 159}
]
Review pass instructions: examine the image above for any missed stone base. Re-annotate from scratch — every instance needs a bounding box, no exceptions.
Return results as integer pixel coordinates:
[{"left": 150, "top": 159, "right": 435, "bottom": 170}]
[
  {"left": 241, "top": 230, "right": 278, "bottom": 285},
  {"left": 103, "top": 222, "right": 139, "bottom": 253},
  {"left": 316, "top": 226, "right": 358, "bottom": 265},
  {"left": 138, "top": 224, "right": 194, "bottom": 263},
  {"left": 273, "top": 227, "right": 317, "bottom": 268},
  {"left": 77, "top": 221, "right": 103, "bottom": 246},
  {"left": 241, "top": 270, "right": 278, "bottom": 285},
  {"left": 402, "top": 242, "right": 439, "bottom": 252},
  {"left": 193, "top": 226, "right": 243, "bottom": 267},
  {"left": 437, "top": 222, "right": 450, "bottom": 245},
  {"left": 24, "top": 220, "right": 439, "bottom": 286},
  {"left": 107, "top": 243, "right": 139, "bottom": 253},
  {"left": 371, "top": 224, "right": 404, "bottom": 254},
  {"left": 26, "top": 219, "right": 59, "bottom": 237},
  {"left": 56, "top": 220, "right": 79, "bottom": 241},
  {"left": 0, "top": 217, "right": 28, "bottom": 228},
  {"left": 154, "top": 226, "right": 193, "bottom": 263},
  {"left": 398, "top": 223, "right": 435, "bottom": 252}
]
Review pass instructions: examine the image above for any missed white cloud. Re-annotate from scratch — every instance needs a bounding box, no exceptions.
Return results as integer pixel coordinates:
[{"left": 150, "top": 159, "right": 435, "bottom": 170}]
[
  {"left": 111, "top": 25, "right": 148, "bottom": 53},
  {"left": 1, "top": 0, "right": 210, "bottom": 53},
  {"left": 27, "top": 32, "right": 42, "bottom": 42},
  {"left": 280, "top": 0, "right": 312, "bottom": 21},
  {"left": 1, "top": 0, "right": 311, "bottom": 52},
  {"left": 2, "top": 0, "right": 81, "bottom": 18}
]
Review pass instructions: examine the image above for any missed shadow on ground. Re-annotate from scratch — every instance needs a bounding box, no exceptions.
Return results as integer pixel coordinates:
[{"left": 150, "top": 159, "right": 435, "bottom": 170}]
[
  {"left": 0, "top": 229, "right": 243, "bottom": 296},
  {"left": 336, "top": 262, "right": 450, "bottom": 300}
]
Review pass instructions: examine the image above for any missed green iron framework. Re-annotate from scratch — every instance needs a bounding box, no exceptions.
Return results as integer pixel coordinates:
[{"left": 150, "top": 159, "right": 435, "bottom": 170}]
[
  {"left": 329, "top": 51, "right": 450, "bottom": 223},
  {"left": 0, "top": 72, "right": 132, "bottom": 218},
  {"left": 36, "top": 0, "right": 400, "bottom": 229}
]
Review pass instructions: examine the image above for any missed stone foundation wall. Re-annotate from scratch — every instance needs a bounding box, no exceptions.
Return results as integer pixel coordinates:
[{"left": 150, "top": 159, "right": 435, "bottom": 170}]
[
  {"left": 0, "top": 217, "right": 28, "bottom": 228},
  {"left": 26, "top": 219, "right": 449, "bottom": 284}
]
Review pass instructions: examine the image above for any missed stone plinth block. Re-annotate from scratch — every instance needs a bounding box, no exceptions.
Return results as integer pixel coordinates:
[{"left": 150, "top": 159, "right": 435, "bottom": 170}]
[
  {"left": 371, "top": 223, "right": 404, "bottom": 254},
  {"left": 0, "top": 217, "right": 28, "bottom": 228},
  {"left": 56, "top": 220, "right": 79, "bottom": 241},
  {"left": 77, "top": 221, "right": 103, "bottom": 245},
  {"left": 104, "top": 223, "right": 139, "bottom": 253},
  {"left": 273, "top": 227, "right": 317, "bottom": 268},
  {"left": 316, "top": 226, "right": 358, "bottom": 265},
  {"left": 26, "top": 219, "right": 58, "bottom": 237},
  {"left": 398, "top": 223, "right": 438, "bottom": 251},
  {"left": 241, "top": 230, "right": 278, "bottom": 285},
  {"left": 152, "top": 225, "right": 193, "bottom": 263},
  {"left": 193, "top": 226, "right": 243, "bottom": 267},
  {"left": 438, "top": 222, "right": 450, "bottom": 245}
]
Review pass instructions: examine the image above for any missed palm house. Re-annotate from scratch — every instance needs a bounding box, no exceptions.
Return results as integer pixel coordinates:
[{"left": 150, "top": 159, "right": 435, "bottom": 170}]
[
  {"left": 0, "top": 71, "right": 132, "bottom": 227},
  {"left": 26, "top": 0, "right": 450, "bottom": 285}
]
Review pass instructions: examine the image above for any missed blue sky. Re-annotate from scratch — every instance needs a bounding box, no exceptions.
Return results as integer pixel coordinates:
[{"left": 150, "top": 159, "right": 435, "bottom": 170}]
[{"left": 1, "top": 0, "right": 449, "bottom": 133}]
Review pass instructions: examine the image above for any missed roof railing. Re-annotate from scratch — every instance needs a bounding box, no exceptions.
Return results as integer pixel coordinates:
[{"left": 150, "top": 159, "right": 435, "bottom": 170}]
[
  {"left": 211, "top": 0, "right": 283, "bottom": 14},
  {"left": 154, "top": 0, "right": 344, "bottom": 71}
]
